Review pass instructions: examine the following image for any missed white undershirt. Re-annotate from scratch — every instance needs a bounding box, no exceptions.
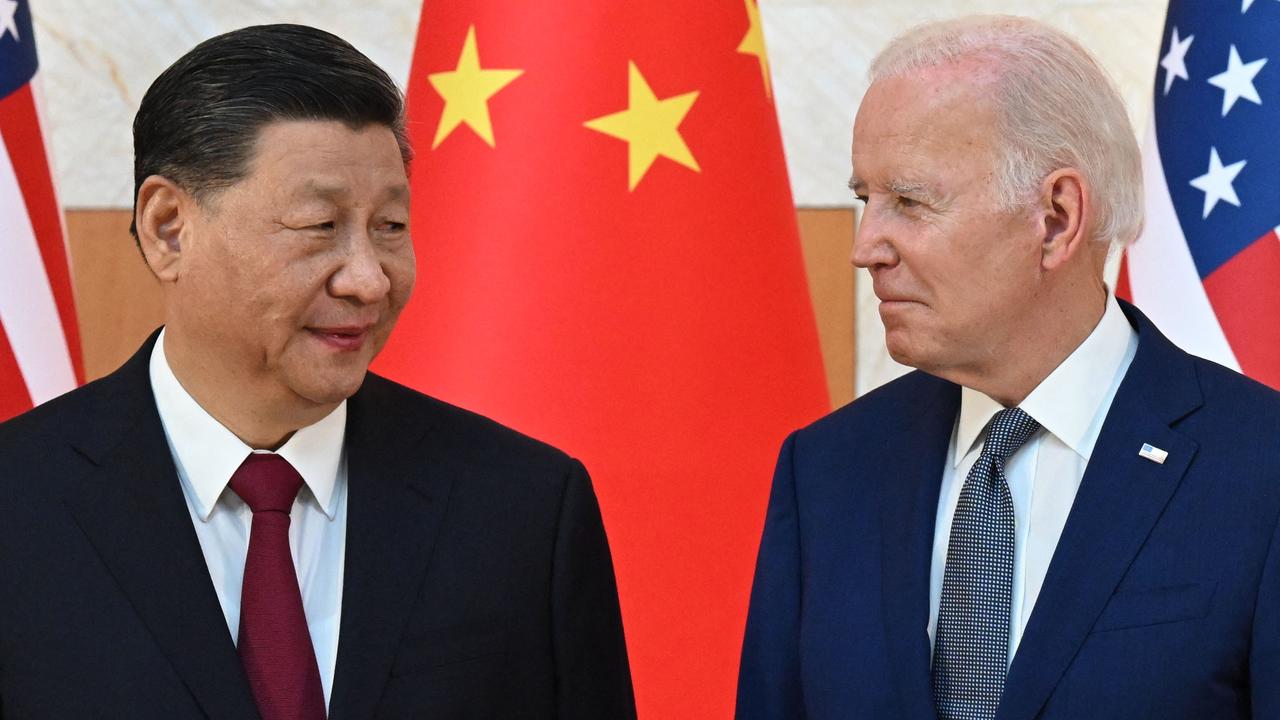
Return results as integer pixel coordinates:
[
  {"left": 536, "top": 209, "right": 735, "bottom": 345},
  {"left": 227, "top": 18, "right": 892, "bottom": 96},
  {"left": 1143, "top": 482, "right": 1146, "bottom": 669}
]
[
  {"left": 927, "top": 294, "right": 1138, "bottom": 663},
  {"left": 148, "top": 329, "right": 348, "bottom": 708}
]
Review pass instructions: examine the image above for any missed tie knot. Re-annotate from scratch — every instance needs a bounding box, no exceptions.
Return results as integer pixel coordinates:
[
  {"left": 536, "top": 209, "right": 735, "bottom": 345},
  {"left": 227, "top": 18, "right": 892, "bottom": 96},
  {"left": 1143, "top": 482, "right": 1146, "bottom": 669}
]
[
  {"left": 981, "top": 407, "right": 1040, "bottom": 462},
  {"left": 229, "top": 454, "right": 304, "bottom": 514}
]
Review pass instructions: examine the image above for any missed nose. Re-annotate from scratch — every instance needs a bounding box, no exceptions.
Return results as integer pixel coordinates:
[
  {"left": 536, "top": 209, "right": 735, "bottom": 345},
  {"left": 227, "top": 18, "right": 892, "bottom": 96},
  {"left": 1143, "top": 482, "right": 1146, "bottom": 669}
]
[
  {"left": 328, "top": 230, "right": 391, "bottom": 304},
  {"left": 850, "top": 202, "right": 897, "bottom": 271}
]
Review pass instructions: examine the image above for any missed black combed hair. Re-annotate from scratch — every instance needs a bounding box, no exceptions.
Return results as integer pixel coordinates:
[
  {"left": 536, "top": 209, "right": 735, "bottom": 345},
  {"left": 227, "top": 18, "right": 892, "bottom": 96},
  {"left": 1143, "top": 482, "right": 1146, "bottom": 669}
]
[{"left": 130, "top": 23, "right": 411, "bottom": 238}]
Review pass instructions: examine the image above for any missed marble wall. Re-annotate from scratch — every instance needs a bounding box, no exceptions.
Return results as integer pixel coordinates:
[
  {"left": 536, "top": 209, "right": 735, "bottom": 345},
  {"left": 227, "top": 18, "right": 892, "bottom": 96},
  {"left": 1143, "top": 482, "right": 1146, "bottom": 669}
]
[
  {"left": 29, "top": 0, "right": 1170, "bottom": 395},
  {"left": 30, "top": 1, "right": 423, "bottom": 208}
]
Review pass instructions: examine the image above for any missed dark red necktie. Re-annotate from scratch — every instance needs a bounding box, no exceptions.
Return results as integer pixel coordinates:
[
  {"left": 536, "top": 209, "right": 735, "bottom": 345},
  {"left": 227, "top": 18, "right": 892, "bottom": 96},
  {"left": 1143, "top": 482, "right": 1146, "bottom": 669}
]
[{"left": 230, "top": 453, "right": 327, "bottom": 720}]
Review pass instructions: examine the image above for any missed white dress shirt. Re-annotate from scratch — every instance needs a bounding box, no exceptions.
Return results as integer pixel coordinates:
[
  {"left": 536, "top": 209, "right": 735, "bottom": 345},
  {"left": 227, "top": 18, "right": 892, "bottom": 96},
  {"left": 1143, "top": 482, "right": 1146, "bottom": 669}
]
[
  {"left": 927, "top": 294, "right": 1138, "bottom": 663},
  {"left": 149, "top": 329, "right": 348, "bottom": 708}
]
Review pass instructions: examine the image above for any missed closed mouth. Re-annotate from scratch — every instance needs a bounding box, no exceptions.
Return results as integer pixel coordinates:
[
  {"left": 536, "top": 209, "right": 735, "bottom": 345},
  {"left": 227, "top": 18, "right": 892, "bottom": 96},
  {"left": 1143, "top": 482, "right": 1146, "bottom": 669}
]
[{"left": 307, "top": 325, "right": 372, "bottom": 350}]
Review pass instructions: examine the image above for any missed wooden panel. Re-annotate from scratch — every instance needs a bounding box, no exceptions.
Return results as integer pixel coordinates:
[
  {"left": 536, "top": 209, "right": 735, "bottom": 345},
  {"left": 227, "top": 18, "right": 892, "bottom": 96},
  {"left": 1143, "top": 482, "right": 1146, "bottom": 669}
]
[
  {"left": 797, "top": 208, "right": 856, "bottom": 409},
  {"left": 65, "top": 209, "right": 164, "bottom": 381},
  {"left": 65, "top": 208, "right": 858, "bottom": 406}
]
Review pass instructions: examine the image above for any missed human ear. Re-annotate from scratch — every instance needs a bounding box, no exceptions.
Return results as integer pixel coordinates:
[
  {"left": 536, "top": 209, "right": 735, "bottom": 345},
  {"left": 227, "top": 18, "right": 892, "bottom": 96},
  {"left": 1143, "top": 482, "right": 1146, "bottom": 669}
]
[
  {"left": 1037, "top": 168, "right": 1089, "bottom": 271},
  {"left": 134, "top": 176, "right": 190, "bottom": 282}
]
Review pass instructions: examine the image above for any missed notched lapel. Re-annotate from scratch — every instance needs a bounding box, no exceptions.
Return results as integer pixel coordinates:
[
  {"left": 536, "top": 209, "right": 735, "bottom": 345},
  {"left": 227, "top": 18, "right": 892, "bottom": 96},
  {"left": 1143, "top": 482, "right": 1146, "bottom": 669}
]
[
  {"left": 64, "top": 343, "right": 260, "bottom": 720},
  {"left": 880, "top": 377, "right": 960, "bottom": 720},
  {"left": 328, "top": 382, "right": 456, "bottom": 720},
  {"left": 998, "top": 419, "right": 1195, "bottom": 720},
  {"left": 998, "top": 305, "right": 1203, "bottom": 720}
]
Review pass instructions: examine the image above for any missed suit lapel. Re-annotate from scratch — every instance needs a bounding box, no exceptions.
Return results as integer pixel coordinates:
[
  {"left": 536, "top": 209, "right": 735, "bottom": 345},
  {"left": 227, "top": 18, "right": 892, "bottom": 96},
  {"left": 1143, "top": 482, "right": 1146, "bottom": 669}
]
[
  {"left": 997, "top": 303, "right": 1202, "bottom": 720},
  {"left": 64, "top": 335, "right": 260, "bottom": 720},
  {"left": 327, "top": 378, "right": 456, "bottom": 720},
  {"left": 880, "top": 375, "right": 960, "bottom": 720}
]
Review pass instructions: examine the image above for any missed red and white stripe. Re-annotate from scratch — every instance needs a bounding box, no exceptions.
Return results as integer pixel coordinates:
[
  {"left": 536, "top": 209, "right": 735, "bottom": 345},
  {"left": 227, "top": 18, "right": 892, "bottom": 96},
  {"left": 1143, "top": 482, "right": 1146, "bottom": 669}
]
[
  {"left": 1124, "top": 113, "right": 1240, "bottom": 372},
  {"left": 0, "top": 69, "right": 80, "bottom": 420}
]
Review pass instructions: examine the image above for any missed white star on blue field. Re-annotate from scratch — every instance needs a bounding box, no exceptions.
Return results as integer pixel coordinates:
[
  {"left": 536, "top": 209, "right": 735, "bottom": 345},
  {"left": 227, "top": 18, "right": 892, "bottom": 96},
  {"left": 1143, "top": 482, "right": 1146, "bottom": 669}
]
[{"left": 1156, "top": 0, "right": 1280, "bottom": 279}]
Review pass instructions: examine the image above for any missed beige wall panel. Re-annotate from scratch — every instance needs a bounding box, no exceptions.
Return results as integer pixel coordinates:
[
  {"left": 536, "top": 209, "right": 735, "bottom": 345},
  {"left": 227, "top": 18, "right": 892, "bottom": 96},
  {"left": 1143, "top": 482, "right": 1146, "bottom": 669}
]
[
  {"left": 65, "top": 209, "right": 163, "bottom": 381},
  {"left": 797, "top": 208, "right": 855, "bottom": 410}
]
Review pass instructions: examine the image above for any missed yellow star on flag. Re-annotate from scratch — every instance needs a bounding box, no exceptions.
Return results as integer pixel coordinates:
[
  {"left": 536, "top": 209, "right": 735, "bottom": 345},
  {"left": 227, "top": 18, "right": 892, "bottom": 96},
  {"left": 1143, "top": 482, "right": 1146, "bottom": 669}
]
[
  {"left": 428, "top": 25, "right": 523, "bottom": 149},
  {"left": 584, "top": 62, "right": 700, "bottom": 191},
  {"left": 737, "top": 0, "right": 772, "bottom": 99}
]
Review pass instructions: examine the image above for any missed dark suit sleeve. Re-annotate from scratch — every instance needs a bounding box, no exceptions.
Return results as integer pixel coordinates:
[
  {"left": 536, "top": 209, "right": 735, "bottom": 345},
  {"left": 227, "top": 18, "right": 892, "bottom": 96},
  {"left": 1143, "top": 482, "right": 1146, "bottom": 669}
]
[
  {"left": 550, "top": 459, "right": 637, "bottom": 719},
  {"left": 1251, "top": 509, "right": 1280, "bottom": 717},
  {"left": 736, "top": 432, "right": 805, "bottom": 719}
]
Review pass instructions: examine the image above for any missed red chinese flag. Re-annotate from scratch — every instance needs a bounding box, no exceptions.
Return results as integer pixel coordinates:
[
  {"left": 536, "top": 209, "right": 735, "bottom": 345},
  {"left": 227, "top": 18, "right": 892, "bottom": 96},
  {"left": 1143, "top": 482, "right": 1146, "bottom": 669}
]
[{"left": 375, "top": 1, "right": 829, "bottom": 716}]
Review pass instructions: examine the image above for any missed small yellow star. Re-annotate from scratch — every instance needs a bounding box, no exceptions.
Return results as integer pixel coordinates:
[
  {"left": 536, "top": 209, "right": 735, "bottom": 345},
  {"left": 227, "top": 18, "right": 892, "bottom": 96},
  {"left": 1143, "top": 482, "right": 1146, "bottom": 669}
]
[
  {"left": 583, "top": 62, "right": 700, "bottom": 191},
  {"left": 737, "top": 0, "right": 772, "bottom": 99},
  {"left": 427, "top": 25, "right": 523, "bottom": 149}
]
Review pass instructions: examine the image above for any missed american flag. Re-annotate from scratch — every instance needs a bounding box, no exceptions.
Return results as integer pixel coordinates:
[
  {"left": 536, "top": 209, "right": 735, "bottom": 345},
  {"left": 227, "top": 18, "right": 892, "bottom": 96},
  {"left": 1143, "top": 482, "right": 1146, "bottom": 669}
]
[
  {"left": 0, "top": 0, "right": 81, "bottom": 422},
  {"left": 1121, "top": 0, "right": 1280, "bottom": 389}
]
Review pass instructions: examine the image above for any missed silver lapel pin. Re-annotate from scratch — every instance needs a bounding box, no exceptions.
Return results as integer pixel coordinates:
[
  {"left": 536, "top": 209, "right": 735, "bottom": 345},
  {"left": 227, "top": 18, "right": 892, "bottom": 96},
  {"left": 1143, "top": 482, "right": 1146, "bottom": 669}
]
[{"left": 1139, "top": 443, "right": 1169, "bottom": 464}]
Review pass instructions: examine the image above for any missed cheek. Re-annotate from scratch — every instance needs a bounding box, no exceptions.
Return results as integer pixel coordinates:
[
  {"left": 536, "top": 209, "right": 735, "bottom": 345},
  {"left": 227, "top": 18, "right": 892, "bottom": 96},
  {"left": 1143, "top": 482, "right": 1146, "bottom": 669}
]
[
  {"left": 243, "top": 260, "right": 338, "bottom": 344},
  {"left": 385, "top": 248, "right": 417, "bottom": 310},
  {"left": 180, "top": 248, "right": 252, "bottom": 320}
]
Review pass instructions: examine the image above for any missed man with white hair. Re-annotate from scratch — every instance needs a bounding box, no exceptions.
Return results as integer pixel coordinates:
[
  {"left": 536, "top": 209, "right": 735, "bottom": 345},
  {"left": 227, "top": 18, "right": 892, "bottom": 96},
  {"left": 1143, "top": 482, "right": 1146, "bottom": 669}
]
[{"left": 737, "top": 15, "right": 1280, "bottom": 720}]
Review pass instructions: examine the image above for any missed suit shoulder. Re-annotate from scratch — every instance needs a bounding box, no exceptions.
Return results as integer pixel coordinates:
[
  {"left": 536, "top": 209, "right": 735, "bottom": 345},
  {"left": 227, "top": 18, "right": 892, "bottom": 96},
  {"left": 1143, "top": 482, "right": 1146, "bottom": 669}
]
[
  {"left": 0, "top": 374, "right": 121, "bottom": 458},
  {"left": 1192, "top": 356, "right": 1280, "bottom": 413},
  {"left": 1186, "top": 357, "right": 1280, "bottom": 457},
  {"left": 792, "top": 370, "right": 948, "bottom": 445},
  {"left": 356, "top": 374, "right": 578, "bottom": 474}
]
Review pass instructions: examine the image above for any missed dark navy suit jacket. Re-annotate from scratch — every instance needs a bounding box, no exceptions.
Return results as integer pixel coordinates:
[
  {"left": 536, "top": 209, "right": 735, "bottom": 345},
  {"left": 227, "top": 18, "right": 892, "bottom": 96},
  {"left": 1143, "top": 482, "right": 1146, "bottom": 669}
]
[
  {"left": 0, "top": 333, "right": 635, "bottom": 719},
  {"left": 738, "top": 302, "right": 1280, "bottom": 719}
]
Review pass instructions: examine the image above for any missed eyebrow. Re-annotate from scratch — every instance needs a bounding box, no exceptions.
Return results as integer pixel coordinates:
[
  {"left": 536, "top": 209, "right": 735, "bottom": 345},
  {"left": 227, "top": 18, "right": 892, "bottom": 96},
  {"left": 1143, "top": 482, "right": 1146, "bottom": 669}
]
[
  {"left": 886, "top": 179, "right": 936, "bottom": 201},
  {"left": 847, "top": 175, "right": 941, "bottom": 202},
  {"left": 298, "top": 181, "right": 409, "bottom": 203}
]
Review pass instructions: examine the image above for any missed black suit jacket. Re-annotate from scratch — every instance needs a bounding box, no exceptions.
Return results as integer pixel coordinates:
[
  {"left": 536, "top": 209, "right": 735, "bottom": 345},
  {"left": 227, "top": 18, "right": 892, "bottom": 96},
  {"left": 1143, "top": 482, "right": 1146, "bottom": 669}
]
[{"left": 0, "top": 334, "right": 636, "bottom": 719}]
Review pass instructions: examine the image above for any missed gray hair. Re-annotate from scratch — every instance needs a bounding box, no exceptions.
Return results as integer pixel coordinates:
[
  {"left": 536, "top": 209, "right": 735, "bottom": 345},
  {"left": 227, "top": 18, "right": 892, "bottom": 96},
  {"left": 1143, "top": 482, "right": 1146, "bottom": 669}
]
[{"left": 869, "top": 15, "right": 1143, "bottom": 249}]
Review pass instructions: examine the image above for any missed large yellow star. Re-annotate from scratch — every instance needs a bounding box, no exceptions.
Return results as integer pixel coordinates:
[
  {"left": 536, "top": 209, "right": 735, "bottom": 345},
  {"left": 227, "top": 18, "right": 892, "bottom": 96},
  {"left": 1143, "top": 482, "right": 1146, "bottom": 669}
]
[
  {"left": 584, "top": 63, "right": 700, "bottom": 191},
  {"left": 427, "top": 25, "right": 523, "bottom": 149},
  {"left": 737, "top": 0, "right": 772, "bottom": 99}
]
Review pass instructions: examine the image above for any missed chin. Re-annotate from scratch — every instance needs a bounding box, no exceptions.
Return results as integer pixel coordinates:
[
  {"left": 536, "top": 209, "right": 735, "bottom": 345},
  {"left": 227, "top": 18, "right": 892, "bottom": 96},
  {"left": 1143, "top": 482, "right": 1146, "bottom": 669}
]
[
  {"left": 890, "top": 343, "right": 949, "bottom": 377},
  {"left": 885, "top": 321, "right": 954, "bottom": 373},
  {"left": 887, "top": 350, "right": 921, "bottom": 372},
  {"left": 883, "top": 330, "right": 918, "bottom": 368},
  {"left": 291, "top": 372, "right": 367, "bottom": 406}
]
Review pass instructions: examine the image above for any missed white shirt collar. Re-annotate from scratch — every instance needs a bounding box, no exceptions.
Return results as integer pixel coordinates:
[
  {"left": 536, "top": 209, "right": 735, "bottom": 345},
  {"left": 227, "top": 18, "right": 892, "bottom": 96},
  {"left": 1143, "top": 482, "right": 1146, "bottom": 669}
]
[
  {"left": 954, "top": 293, "right": 1137, "bottom": 466},
  {"left": 148, "top": 328, "right": 347, "bottom": 521}
]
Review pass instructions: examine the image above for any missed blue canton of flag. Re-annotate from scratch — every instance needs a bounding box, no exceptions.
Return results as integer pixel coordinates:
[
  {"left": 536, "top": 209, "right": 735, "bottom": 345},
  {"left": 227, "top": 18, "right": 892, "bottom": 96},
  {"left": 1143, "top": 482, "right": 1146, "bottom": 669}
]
[
  {"left": 1157, "top": 1, "right": 1278, "bottom": 274},
  {"left": 0, "top": 0, "right": 36, "bottom": 97},
  {"left": 1123, "top": 0, "right": 1280, "bottom": 389}
]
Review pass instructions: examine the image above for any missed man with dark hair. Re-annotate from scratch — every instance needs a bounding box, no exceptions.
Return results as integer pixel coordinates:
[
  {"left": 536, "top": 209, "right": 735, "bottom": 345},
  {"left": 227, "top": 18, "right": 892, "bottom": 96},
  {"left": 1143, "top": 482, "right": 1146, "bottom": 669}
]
[{"left": 0, "top": 24, "right": 635, "bottom": 719}]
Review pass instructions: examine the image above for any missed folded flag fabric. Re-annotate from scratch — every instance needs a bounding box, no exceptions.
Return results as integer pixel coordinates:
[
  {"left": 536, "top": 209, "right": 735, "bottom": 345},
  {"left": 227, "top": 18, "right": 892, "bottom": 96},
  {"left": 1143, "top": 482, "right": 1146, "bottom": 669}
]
[
  {"left": 0, "top": 0, "right": 82, "bottom": 421},
  {"left": 374, "top": 1, "right": 830, "bottom": 716}
]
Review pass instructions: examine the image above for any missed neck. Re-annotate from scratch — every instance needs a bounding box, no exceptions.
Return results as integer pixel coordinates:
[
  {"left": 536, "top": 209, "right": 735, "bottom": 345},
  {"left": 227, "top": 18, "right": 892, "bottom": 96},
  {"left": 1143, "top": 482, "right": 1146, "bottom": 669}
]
[
  {"left": 949, "top": 282, "right": 1108, "bottom": 408},
  {"left": 162, "top": 327, "right": 337, "bottom": 450}
]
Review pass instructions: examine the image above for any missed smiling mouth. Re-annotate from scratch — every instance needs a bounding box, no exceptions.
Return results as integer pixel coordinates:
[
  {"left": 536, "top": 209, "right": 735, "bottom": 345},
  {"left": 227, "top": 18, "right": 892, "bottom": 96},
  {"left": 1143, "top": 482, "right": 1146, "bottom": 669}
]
[{"left": 307, "top": 326, "right": 371, "bottom": 352}]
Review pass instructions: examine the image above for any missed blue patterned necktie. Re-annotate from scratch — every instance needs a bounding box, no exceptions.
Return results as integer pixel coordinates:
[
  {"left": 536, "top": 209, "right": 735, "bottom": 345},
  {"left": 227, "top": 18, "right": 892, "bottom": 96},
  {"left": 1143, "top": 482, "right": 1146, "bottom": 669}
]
[{"left": 932, "top": 407, "right": 1041, "bottom": 720}]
